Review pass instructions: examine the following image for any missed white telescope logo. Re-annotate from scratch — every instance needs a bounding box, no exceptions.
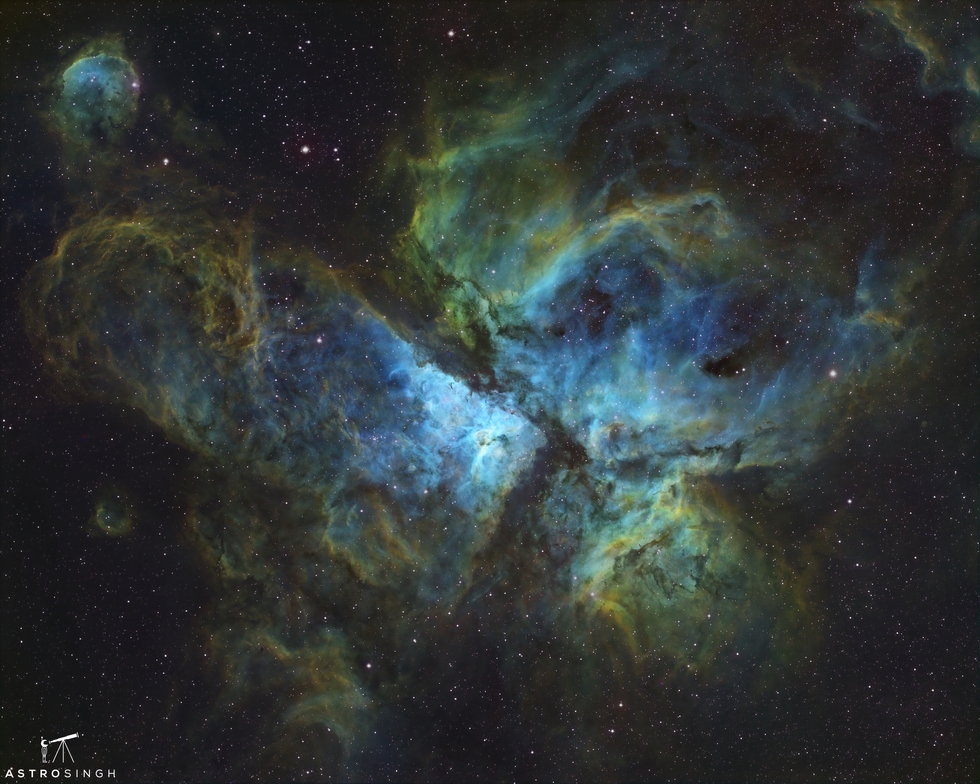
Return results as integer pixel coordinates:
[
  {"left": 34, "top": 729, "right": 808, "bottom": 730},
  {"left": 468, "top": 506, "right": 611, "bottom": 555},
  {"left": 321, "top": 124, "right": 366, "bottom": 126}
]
[{"left": 41, "top": 733, "right": 80, "bottom": 764}]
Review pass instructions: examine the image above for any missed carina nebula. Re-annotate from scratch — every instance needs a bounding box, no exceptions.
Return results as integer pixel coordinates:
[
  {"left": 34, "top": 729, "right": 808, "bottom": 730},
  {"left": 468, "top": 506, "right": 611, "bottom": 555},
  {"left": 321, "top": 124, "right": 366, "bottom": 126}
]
[{"left": 2, "top": 3, "right": 977, "bottom": 782}]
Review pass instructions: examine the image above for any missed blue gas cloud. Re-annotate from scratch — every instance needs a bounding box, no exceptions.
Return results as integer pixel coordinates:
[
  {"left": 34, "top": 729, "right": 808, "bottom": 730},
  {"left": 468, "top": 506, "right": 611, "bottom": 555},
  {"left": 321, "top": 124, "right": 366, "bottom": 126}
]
[{"left": 55, "top": 53, "right": 139, "bottom": 144}]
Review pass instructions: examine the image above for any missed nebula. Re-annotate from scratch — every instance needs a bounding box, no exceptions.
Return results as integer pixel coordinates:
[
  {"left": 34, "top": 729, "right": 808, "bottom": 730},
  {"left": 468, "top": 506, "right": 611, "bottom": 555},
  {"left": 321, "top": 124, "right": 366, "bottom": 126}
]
[
  {"left": 90, "top": 486, "right": 135, "bottom": 537},
  {"left": 10, "top": 3, "right": 977, "bottom": 781},
  {"left": 54, "top": 52, "right": 140, "bottom": 145}
]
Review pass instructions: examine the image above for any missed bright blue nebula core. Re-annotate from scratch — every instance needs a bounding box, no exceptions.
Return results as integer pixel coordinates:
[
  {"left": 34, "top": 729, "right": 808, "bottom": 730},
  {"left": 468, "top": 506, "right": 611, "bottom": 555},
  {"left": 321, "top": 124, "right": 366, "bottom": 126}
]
[{"left": 56, "top": 54, "right": 139, "bottom": 143}]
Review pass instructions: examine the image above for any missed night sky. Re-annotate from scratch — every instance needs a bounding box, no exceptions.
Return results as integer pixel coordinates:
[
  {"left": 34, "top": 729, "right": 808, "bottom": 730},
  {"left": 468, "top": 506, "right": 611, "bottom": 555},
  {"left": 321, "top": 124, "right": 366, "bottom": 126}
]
[{"left": 1, "top": 2, "right": 978, "bottom": 782}]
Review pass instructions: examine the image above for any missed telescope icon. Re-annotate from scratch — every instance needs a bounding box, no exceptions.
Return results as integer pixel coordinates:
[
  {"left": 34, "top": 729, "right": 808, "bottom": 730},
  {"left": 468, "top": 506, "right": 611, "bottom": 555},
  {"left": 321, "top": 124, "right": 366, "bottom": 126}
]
[{"left": 41, "top": 733, "right": 80, "bottom": 764}]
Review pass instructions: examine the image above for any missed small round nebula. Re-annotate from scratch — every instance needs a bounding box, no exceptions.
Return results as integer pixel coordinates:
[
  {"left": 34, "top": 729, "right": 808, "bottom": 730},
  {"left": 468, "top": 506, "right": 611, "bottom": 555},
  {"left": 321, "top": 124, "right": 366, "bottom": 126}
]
[
  {"left": 56, "top": 53, "right": 140, "bottom": 144},
  {"left": 90, "top": 489, "right": 135, "bottom": 537}
]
